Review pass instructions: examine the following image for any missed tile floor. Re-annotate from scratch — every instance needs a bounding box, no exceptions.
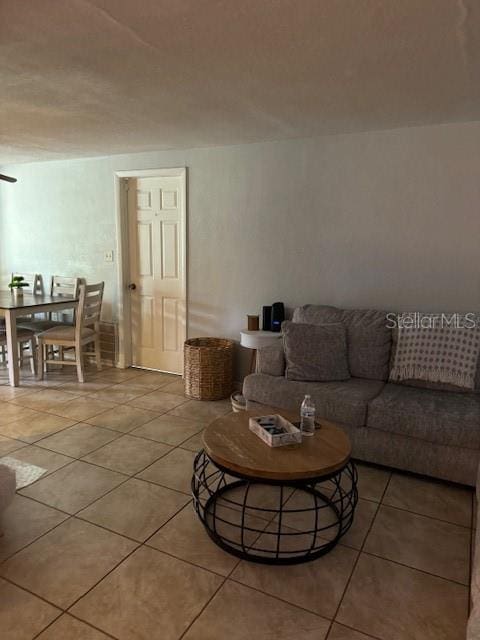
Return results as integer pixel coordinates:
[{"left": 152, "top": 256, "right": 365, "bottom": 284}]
[{"left": 0, "top": 364, "right": 474, "bottom": 640}]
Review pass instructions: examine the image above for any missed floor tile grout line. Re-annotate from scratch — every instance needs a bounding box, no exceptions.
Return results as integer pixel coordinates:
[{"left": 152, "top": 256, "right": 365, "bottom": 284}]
[
  {"left": 176, "top": 501, "right": 283, "bottom": 640},
  {"left": 371, "top": 499, "right": 473, "bottom": 530},
  {"left": 16, "top": 444, "right": 131, "bottom": 493},
  {"left": 7, "top": 436, "right": 470, "bottom": 569},
  {"left": 0, "top": 577, "right": 66, "bottom": 635},
  {"left": 31, "top": 412, "right": 192, "bottom": 462},
  {"left": 2, "top": 398, "right": 200, "bottom": 480},
  {"left": 77, "top": 385, "right": 185, "bottom": 408},
  {"left": 81, "top": 417, "right": 205, "bottom": 448},
  {"left": 360, "top": 549, "right": 471, "bottom": 588},
  {"left": 4, "top": 491, "right": 75, "bottom": 527},
  {"left": 3, "top": 441, "right": 377, "bottom": 578},
  {"left": 121, "top": 427, "right": 205, "bottom": 449},
  {"left": 62, "top": 530, "right": 237, "bottom": 633},
  {"left": 0, "top": 418, "right": 85, "bottom": 447},
  {"left": 5, "top": 451, "right": 76, "bottom": 485},
  {"left": 177, "top": 577, "right": 232, "bottom": 639},
  {"left": 33, "top": 426, "right": 125, "bottom": 459},
  {"left": 72, "top": 450, "right": 189, "bottom": 520},
  {"left": 1, "top": 538, "right": 140, "bottom": 633},
  {"left": 51, "top": 541, "right": 143, "bottom": 616},
  {"left": 0, "top": 510, "right": 74, "bottom": 566},
  {"left": 328, "top": 622, "right": 384, "bottom": 640},
  {"left": 77, "top": 376, "right": 191, "bottom": 408},
  {"left": 0, "top": 542, "right": 73, "bottom": 603},
  {"left": 32, "top": 610, "right": 120, "bottom": 640},
  {"left": 0, "top": 406, "right": 116, "bottom": 446},
  {"left": 43, "top": 388, "right": 190, "bottom": 422},
  {"left": 131, "top": 472, "right": 194, "bottom": 497},
  {"left": 84, "top": 408, "right": 173, "bottom": 433},
  {"left": 2, "top": 388, "right": 228, "bottom": 434},
  {"left": 12, "top": 486, "right": 268, "bottom": 637},
  {"left": 376, "top": 500, "right": 473, "bottom": 529},
  {"left": 0, "top": 378, "right": 164, "bottom": 424},
  {"left": 181, "top": 496, "right": 334, "bottom": 634},
  {"left": 4, "top": 382, "right": 454, "bottom": 638},
  {"left": 4, "top": 489, "right": 188, "bottom": 569},
  {"left": 12, "top": 455, "right": 197, "bottom": 552},
  {"left": 17, "top": 446, "right": 194, "bottom": 513},
  {"left": 325, "top": 470, "right": 393, "bottom": 638},
  {"left": 227, "top": 573, "right": 335, "bottom": 621},
  {"left": 30, "top": 611, "right": 66, "bottom": 640}
]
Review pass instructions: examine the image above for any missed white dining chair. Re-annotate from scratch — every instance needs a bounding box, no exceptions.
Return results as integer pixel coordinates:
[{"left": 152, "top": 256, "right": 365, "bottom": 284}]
[
  {"left": 37, "top": 282, "right": 104, "bottom": 383},
  {"left": 18, "top": 275, "right": 80, "bottom": 333},
  {"left": 0, "top": 273, "right": 42, "bottom": 364},
  {"left": 0, "top": 328, "right": 36, "bottom": 375}
]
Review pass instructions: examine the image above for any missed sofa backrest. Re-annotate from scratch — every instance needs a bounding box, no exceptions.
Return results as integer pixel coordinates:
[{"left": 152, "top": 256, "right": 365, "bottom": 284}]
[
  {"left": 292, "top": 305, "right": 392, "bottom": 381},
  {"left": 293, "top": 304, "right": 480, "bottom": 389}
]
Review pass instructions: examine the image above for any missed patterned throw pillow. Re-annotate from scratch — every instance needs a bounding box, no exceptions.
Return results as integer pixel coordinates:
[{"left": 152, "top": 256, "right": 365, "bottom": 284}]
[{"left": 389, "top": 314, "right": 480, "bottom": 390}]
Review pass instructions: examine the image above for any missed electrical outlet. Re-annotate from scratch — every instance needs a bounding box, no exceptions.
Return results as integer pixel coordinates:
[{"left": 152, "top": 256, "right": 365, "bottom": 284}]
[{"left": 104, "top": 250, "right": 114, "bottom": 263}]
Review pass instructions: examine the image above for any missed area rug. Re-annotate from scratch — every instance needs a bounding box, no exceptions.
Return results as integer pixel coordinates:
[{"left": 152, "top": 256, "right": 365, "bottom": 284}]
[{"left": 0, "top": 457, "right": 48, "bottom": 489}]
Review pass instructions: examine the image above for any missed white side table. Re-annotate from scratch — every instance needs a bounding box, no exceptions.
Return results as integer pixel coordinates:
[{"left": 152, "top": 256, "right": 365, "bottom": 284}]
[{"left": 240, "top": 330, "right": 282, "bottom": 373}]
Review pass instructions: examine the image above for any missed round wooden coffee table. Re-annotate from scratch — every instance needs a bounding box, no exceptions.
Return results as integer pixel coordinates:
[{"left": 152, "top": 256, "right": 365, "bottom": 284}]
[{"left": 192, "top": 408, "right": 358, "bottom": 565}]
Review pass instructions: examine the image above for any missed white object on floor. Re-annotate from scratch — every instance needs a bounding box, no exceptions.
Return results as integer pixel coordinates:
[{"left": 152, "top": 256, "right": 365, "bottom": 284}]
[{"left": 0, "top": 457, "right": 47, "bottom": 489}]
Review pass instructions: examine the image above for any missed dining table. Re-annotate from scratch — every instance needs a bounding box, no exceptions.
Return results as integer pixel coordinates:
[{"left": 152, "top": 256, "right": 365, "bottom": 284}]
[{"left": 0, "top": 291, "right": 79, "bottom": 387}]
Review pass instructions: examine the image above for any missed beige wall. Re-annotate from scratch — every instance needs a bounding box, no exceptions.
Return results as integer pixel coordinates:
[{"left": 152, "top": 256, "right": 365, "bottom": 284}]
[{"left": 1, "top": 121, "right": 479, "bottom": 376}]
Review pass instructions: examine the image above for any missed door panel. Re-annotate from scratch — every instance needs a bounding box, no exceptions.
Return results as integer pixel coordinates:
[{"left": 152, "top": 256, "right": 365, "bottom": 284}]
[
  {"left": 140, "top": 297, "right": 155, "bottom": 348},
  {"left": 161, "top": 221, "right": 179, "bottom": 279},
  {"left": 162, "top": 297, "right": 179, "bottom": 352},
  {"left": 138, "top": 223, "right": 153, "bottom": 276},
  {"left": 128, "top": 175, "right": 186, "bottom": 374}
]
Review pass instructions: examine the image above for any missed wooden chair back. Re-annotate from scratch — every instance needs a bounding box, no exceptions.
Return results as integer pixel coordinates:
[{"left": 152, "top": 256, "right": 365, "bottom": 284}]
[
  {"left": 50, "top": 276, "right": 80, "bottom": 322},
  {"left": 50, "top": 275, "right": 80, "bottom": 299},
  {"left": 75, "top": 282, "right": 104, "bottom": 340}
]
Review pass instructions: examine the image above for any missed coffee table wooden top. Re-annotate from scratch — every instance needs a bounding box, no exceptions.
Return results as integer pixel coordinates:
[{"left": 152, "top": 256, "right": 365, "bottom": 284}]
[{"left": 202, "top": 408, "right": 351, "bottom": 481}]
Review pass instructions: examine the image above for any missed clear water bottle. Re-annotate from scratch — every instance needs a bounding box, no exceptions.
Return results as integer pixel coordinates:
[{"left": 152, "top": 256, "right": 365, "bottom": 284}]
[{"left": 300, "top": 395, "right": 316, "bottom": 436}]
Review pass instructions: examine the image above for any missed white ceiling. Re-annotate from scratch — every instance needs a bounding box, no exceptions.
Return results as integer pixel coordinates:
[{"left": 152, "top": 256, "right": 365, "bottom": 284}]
[{"left": 1, "top": 0, "right": 479, "bottom": 164}]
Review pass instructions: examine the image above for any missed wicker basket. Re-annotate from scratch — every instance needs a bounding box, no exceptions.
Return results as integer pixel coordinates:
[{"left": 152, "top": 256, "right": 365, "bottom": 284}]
[{"left": 184, "top": 337, "right": 234, "bottom": 400}]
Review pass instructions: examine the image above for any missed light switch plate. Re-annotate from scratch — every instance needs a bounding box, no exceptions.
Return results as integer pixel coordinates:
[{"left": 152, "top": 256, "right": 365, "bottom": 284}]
[{"left": 104, "top": 250, "right": 114, "bottom": 263}]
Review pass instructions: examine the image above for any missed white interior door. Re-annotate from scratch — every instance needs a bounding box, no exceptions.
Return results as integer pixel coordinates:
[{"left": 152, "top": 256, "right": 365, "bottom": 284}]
[{"left": 127, "top": 175, "right": 186, "bottom": 374}]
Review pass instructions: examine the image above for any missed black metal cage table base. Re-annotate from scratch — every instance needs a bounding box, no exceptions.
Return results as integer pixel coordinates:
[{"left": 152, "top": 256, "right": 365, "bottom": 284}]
[{"left": 192, "top": 449, "right": 358, "bottom": 565}]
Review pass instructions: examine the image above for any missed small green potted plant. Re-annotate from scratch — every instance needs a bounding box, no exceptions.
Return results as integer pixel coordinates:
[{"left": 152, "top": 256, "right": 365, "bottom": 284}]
[{"left": 8, "top": 276, "right": 29, "bottom": 301}]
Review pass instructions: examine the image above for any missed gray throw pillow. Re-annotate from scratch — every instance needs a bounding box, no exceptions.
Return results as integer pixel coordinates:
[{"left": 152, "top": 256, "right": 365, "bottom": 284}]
[{"left": 282, "top": 321, "right": 350, "bottom": 382}]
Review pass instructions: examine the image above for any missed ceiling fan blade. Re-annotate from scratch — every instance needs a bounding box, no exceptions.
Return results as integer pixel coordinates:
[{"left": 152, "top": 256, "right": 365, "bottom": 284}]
[{"left": 0, "top": 174, "right": 17, "bottom": 183}]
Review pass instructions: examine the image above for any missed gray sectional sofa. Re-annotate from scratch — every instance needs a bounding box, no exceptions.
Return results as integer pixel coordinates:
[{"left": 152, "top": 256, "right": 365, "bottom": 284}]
[
  {"left": 243, "top": 304, "right": 480, "bottom": 486},
  {"left": 243, "top": 303, "right": 480, "bottom": 638}
]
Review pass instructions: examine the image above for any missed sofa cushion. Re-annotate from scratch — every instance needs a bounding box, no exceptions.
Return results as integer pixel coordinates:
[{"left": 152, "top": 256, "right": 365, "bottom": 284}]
[
  {"left": 293, "top": 305, "right": 391, "bottom": 381},
  {"left": 257, "top": 341, "right": 285, "bottom": 376},
  {"left": 367, "top": 383, "right": 480, "bottom": 448},
  {"left": 282, "top": 321, "right": 350, "bottom": 382},
  {"left": 243, "top": 373, "right": 384, "bottom": 427}
]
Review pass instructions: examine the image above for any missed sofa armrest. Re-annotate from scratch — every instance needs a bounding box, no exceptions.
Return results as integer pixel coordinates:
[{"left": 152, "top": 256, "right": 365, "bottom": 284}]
[{"left": 257, "top": 341, "right": 285, "bottom": 376}]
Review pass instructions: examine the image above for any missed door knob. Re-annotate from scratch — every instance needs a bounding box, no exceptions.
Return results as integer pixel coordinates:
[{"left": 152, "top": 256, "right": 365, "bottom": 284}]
[{"left": 128, "top": 283, "right": 137, "bottom": 290}]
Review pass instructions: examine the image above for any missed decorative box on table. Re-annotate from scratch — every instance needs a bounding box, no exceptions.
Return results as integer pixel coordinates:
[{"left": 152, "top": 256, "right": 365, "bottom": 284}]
[{"left": 249, "top": 414, "right": 302, "bottom": 447}]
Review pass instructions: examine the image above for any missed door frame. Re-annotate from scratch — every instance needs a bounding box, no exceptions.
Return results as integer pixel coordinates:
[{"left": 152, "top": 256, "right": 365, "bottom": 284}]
[{"left": 114, "top": 167, "right": 187, "bottom": 369}]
